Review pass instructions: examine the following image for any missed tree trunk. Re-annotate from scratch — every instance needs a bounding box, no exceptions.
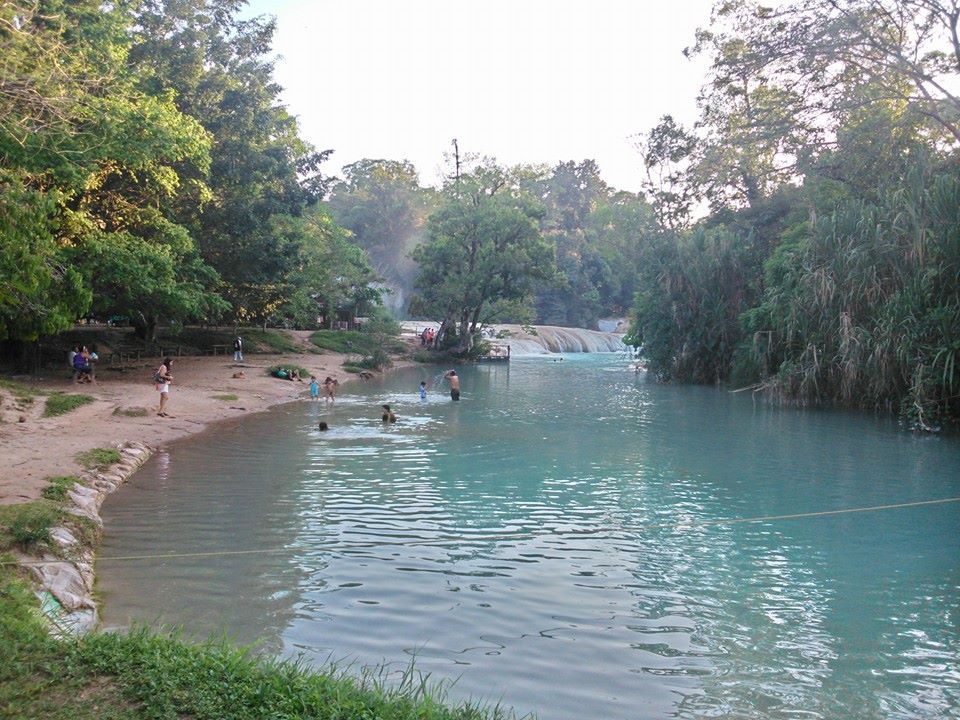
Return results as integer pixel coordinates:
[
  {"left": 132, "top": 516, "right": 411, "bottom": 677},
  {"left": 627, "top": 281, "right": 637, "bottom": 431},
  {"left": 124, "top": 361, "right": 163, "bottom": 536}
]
[{"left": 133, "top": 311, "right": 158, "bottom": 341}]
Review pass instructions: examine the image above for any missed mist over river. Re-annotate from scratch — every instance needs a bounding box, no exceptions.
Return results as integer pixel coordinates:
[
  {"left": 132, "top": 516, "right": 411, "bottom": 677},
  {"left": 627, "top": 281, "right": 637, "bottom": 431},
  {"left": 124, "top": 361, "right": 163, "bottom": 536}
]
[{"left": 98, "top": 354, "right": 960, "bottom": 719}]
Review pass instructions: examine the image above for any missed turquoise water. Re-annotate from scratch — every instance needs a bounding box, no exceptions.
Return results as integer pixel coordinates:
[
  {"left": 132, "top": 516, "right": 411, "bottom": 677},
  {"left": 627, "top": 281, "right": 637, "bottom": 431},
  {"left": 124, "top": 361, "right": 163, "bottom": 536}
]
[{"left": 98, "top": 354, "right": 960, "bottom": 719}]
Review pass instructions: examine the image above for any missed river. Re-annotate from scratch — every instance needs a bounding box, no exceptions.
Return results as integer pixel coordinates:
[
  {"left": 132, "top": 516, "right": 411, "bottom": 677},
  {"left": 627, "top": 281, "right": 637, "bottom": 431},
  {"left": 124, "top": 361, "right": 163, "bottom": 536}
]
[{"left": 98, "top": 353, "right": 960, "bottom": 719}]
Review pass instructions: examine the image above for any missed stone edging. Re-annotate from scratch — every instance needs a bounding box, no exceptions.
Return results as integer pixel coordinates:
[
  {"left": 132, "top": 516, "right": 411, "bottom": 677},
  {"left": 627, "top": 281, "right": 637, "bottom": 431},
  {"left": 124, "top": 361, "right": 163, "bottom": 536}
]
[{"left": 29, "top": 440, "right": 154, "bottom": 635}]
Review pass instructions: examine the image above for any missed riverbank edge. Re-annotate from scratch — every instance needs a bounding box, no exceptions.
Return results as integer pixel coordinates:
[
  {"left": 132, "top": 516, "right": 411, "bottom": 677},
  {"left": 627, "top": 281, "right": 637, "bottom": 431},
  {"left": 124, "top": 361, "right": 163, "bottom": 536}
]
[{"left": 13, "top": 358, "right": 413, "bottom": 636}]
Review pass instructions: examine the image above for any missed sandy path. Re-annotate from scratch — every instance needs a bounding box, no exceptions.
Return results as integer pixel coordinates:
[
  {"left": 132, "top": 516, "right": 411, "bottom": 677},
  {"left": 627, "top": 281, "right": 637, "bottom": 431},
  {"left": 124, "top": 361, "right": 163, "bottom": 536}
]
[{"left": 0, "top": 351, "right": 357, "bottom": 504}]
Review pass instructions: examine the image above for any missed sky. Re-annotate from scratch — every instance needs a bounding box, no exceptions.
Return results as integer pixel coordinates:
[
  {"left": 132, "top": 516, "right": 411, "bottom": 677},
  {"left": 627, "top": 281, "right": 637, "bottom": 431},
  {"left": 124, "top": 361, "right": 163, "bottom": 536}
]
[{"left": 245, "top": 0, "right": 715, "bottom": 191}]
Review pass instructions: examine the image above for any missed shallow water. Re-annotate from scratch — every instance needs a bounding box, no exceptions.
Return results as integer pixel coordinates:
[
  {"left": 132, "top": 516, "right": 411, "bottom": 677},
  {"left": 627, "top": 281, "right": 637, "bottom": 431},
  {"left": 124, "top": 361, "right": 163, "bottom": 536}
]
[{"left": 98, "top": 355, "right": 960, "bottom": 719}]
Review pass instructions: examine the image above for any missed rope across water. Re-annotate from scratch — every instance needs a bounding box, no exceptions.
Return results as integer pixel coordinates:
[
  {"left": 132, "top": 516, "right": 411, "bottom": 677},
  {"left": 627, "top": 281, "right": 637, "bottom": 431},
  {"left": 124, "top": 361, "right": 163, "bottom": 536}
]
[{"left": 6, "top": 496, "right": 959, "bottom": 567}]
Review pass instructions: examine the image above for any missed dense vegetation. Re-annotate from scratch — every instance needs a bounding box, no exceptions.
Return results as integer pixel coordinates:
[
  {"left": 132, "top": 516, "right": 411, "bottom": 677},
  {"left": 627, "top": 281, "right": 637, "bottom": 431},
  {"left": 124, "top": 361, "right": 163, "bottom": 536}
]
[
  {"left": 0, "top": 0, "right": 378, "bottom": 347},
  {"left": 626, "top": 0, "right": 960, "bottom": 427},
  {"left": 3, "top": 0, "right": 957, "bottom": 418}
]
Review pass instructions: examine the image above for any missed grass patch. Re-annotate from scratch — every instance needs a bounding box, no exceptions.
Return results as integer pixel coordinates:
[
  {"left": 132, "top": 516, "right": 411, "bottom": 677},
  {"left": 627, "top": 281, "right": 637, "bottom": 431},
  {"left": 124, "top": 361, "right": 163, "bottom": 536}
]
[
  {"left": 41, "top": 476, "right": 79, "bottom": 502},
  {"left": 0, "top": 563, "right": 516, "bottom": 720},
  {"left": 210, "top": 394, "right": 239, "bottom": 401},
  {"left": 112, "top": 406, "right": 148, "bottom": 417},
  {"left": 0, "top": 501, "right": 61, "bottom": 551},
  {"left": 0, "top": 377, "right": 46, "bottom": 399},
  {"left": 310, "top": 329, "right": 370, "bottom": 354},
  {"left": 43, "top": 393, "right": 94, "bottom": 417},
  {"left": 242, "top": 328, "right": 304, "bottom": 354},
  {"left": 75, "top": 447, "right": 121, "bottom": 470}
]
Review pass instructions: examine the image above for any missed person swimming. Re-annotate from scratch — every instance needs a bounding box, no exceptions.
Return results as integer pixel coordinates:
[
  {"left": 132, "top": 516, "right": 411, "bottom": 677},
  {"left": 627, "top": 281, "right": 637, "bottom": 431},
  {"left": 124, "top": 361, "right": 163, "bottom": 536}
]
[
  {"left": 318, "top": 421, "right": 329, "bottom": 431},
  {"left": 381, "top": 404, "right": 397, "bottom": 423}
]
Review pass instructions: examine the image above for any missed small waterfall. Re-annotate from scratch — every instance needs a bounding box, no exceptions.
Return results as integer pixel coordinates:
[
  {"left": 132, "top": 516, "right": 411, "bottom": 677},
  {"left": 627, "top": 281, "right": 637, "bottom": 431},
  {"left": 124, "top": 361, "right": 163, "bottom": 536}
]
[
  {"left": 494, "top": 324, "right": 626, "bottom": 355},
  {"left": 400, "top": 321, "right": 627, "bottom": 355}
]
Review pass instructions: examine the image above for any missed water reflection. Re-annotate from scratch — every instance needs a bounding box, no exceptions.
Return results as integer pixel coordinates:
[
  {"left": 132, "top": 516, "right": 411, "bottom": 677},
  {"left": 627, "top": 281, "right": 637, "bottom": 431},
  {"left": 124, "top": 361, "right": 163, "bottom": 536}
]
[{"left": 99, "top": 356, "right": 960, "bottom": 719}]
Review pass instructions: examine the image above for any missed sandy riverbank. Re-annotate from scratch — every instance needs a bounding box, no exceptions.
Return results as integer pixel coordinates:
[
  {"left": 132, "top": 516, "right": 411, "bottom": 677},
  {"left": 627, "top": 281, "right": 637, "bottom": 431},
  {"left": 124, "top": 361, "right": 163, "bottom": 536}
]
[{"left": 0, "top": 350, "right": 364, "bottom": 505}]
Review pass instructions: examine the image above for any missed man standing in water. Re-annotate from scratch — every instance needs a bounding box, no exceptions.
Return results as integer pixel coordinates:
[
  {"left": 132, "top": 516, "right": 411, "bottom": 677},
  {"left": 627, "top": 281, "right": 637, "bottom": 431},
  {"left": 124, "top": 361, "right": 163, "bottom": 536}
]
[{"left": 444, "top": 369, "right": 460, "bottom": 401}]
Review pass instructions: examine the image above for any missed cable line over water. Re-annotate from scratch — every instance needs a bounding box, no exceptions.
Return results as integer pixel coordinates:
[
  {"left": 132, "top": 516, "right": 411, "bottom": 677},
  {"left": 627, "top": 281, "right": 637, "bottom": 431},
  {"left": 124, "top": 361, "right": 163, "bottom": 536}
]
[{"left": 9, "top": 495, "right": 958, "bottom": 567}]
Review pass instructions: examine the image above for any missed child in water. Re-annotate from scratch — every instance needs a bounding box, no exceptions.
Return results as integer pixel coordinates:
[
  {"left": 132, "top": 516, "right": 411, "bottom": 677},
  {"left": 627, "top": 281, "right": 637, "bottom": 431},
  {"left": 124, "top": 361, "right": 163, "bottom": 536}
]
[
  {"left": 381, "top": 404, "right": 397, "bottom": 423},
  {"left": 419, "top": 381, "right": 427, "bottom": 400}
]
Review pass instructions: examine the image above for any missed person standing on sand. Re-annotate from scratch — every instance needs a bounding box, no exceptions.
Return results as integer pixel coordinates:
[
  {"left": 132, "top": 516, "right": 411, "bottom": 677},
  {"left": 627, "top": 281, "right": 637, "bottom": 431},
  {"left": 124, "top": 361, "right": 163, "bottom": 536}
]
[
  {"left": 233, "top": 335, "right": 243, "bottom": 362},
  {"left": 156, "top": 357, "right": 174, "bottom": 417},
  {"left": 444, "top": 370, "right": 460, "bottom": 401}
]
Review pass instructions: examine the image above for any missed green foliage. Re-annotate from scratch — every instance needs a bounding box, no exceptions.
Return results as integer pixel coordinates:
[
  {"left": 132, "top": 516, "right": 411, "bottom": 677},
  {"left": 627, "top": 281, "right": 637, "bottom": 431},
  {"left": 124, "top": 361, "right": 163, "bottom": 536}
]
[
  {"left": 75, "top": 448, "right": 121, "bottom": 470},
  {"left": 210, "top": 394, "right": 238, "bottom": 401},
  {"left": 327, "top": 159, "right": 436, "bottom": 304},
  {"left": 41, "top": 476, "right": 79, "bottom": 502},
  {"left": 412, "top": 164, "right": 555, "bottom": 353},
  {"left": 0, "top": 502, "right": 60, "bottom": 550},
  {"left": 42, "top": 394, "right": 94, "bottom": 418}
]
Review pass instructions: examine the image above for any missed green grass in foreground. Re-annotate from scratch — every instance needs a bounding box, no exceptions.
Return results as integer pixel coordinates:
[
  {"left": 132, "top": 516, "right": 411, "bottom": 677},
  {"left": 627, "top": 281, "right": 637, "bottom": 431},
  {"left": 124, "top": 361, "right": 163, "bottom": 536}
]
[
  {"left": 0, "top": 565, "right": 515, "bottom": 720},
  {"left": 0, "top": 502, "right": 61, "bottom": 551},
  {"left": 43, "top": 393, "right": 94, "bottom": 417},
  {"left": 210, "top": 394, "right": 239, "bottom": 401},
  {"left": 75, "top": 448, "right": 121, "bottom": 470}
]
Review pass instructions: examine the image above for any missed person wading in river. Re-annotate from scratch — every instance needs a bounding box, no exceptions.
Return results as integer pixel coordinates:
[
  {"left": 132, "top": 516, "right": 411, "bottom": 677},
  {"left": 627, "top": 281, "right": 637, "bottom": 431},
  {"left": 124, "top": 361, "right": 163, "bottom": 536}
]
[{"left": 444, "top": 370, "right": 460, "bottom": 401}]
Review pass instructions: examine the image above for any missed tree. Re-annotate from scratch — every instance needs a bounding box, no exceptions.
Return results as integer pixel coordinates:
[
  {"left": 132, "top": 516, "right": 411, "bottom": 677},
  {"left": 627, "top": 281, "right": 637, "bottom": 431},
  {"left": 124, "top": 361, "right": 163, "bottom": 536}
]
[
  {"left": 411, "top": 165, "right": 555, "bottom": 354},
  {"left": 0, "top": 0, "right": 223, "bottom": 342},
  {"left": 279, "top": 208, "right": 381, "bottom": 329},
  {"left": 128, "top": 0, "right": 332, "bottom": 322},
  {"left": 326, "top": 159, "right": 434, "bottom": 311}
]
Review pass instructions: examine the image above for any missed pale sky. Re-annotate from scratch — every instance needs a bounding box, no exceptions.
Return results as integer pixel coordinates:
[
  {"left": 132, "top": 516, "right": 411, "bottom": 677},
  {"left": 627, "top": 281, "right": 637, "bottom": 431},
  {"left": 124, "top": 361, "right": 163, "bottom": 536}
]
[{"left": 245, "top": 0, "right": 715, "bottom": 191}]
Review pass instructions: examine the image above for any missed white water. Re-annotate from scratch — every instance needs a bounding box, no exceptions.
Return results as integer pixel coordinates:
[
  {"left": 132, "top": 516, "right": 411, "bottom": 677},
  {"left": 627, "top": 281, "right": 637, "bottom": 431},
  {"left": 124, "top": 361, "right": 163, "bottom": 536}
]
[
  {"left": 401, "top": 322, "right": 626, "bottom": 355},
  {"left": 495, "top": 324, "right": 626, "bottom": 355}
]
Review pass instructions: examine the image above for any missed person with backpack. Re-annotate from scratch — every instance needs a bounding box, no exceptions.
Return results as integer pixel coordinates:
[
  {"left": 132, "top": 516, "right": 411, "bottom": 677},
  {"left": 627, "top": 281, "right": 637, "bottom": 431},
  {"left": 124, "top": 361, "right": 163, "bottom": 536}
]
[
  {"left": 233, "top": 335, "right": 243, "bottom": 362},
  {"left": 155, "top": 357, "right": 174, "bottom": 417}
]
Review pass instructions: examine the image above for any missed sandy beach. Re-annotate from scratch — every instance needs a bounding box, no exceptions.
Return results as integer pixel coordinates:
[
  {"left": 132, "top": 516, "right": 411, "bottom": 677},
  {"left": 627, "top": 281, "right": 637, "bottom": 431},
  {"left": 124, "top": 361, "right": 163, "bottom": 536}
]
[{"left": 0, "top": 349, "right": 361, "bottom": 505}]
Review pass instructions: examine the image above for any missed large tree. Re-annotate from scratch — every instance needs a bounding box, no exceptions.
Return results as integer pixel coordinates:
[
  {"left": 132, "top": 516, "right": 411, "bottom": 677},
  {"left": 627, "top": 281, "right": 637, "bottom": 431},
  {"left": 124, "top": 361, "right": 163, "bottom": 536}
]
[
  {"left": 0, "top": 0, "right": 223, "bottom": 342},
  {"left": 128, "top": 0, "right": 332, "bottom": 322},
  {"left": 411, "top": 165, "right": 555, "bottom": 354}
]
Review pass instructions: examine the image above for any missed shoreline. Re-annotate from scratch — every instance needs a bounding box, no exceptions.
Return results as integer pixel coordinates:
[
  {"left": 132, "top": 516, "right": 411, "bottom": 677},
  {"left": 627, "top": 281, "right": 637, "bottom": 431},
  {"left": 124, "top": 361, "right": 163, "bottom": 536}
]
[{"left": 2, "top": 348, "right": 408, "bottom": 633}]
